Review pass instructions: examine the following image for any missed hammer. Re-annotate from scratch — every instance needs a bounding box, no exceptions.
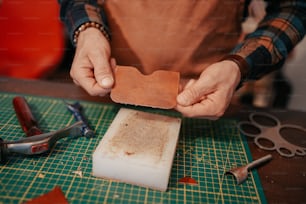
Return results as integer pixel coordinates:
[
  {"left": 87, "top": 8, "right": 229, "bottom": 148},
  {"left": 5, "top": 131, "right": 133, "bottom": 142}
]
[
  {"left": 0, "top": 96, "right": 84, "bottom": 164},
  {"left": 0, "top": 121, "right": 83, "bottom": 164}
]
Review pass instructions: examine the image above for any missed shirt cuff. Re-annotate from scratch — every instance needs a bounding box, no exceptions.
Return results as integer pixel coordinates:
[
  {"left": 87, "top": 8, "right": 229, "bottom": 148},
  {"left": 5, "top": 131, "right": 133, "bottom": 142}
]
[
  {"left": 230, "top": 39, "right": 278, "bottom": 81},
  {"left": 62, "top": 3, "right": 110, "bottom": 46},
  {"left": 221, "top": 54, "right": 250, "bottom": 81}
]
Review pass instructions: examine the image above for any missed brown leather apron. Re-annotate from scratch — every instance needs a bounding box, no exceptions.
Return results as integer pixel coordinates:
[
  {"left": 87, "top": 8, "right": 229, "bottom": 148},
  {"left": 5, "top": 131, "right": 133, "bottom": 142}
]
[{"left": 102, "top": 0, "right": 244, "bottom": 78}]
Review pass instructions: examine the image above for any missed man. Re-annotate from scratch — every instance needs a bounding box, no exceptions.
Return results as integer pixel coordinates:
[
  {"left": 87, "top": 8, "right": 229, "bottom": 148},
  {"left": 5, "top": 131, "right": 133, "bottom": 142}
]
[{"left": 59, "top": 0, "right": 306, "bottom": 118}]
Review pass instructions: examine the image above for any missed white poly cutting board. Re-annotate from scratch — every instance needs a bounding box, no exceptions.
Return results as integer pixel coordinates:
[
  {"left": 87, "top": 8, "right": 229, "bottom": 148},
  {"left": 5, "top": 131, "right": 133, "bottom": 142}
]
[{"left": 92, "top": 108, "right": 182, "bottom": 191}]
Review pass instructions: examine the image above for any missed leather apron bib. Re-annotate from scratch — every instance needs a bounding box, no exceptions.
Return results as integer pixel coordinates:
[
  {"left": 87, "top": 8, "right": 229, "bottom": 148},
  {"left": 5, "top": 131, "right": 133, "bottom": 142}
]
[{"left": 102, "top": 0, "right": 244, "bottom": 78}]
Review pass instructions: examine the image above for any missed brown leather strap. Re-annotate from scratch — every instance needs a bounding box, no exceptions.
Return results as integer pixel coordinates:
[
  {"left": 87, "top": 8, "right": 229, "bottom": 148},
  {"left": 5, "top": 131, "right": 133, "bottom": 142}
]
[
  {"left": 221, "top": 54, "right": 250, "bottom": 89},
  {"left": 221, "top": 54, "right": 249, "bottom": 80}
]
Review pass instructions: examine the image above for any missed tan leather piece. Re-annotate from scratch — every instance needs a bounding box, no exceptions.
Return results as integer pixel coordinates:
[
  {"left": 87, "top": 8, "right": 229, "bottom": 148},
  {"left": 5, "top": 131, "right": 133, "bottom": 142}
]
[{"left": 110, "top": 66, "right": 180, "bottom": 109}]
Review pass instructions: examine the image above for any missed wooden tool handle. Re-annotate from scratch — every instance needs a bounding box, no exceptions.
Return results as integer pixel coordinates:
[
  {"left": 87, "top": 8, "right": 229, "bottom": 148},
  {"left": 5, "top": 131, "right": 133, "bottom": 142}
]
[{"left": 12, "top": 96, "right": 43, "bottom": 136}]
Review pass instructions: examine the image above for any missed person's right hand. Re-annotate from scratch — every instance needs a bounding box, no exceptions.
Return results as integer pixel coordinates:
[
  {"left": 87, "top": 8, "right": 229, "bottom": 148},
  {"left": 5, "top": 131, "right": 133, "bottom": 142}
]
[{"left": 70, "top": 27, "right": 115, "bottom": 96}]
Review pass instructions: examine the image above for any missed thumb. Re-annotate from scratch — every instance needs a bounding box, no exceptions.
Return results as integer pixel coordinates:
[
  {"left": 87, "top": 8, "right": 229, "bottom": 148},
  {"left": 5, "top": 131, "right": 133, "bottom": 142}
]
[
  {"left": 93, "top": 58, "right": 114, "bottom": 89},
  {"left": 110, "top": 57, "right": 117, "bottom": 70},
  {"left": 177, "top": 80, "right": 207, "bottom": 106}
]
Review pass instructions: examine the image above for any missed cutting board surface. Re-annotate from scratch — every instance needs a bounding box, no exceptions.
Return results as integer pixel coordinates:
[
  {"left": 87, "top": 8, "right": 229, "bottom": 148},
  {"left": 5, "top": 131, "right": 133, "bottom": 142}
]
[{"left": 0, "top": 93, "right": 267, "bottom": 203}]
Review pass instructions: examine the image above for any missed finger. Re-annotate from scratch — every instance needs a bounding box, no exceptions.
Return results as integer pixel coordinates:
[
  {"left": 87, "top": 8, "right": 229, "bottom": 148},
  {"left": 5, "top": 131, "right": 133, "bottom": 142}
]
[
  {"left": 90, "top": 53, "right": 114, "bottom": 89},
  {"left": 184, "top": 79, "right": 197, "bottom": 90},
  {"left": 110, "top": 58, "right": 117, "bottom": 81},
  {"left": 72, "top": 65, "right": 111, "bottom": 96},
  {"left": 175, "top": 91, "right": 228, "bottom": 118},
  {"left": 80, "top": 76, "right": 111, "bottom": 96},
  {"left": 176, "top": 101, "right": 221, "bottom": 119},
  {"left": 73, "top": 79, "right": 80, "bottom": 86},
  {"left": 177, "top": 78, "right": 213, "bottom": 106},
  {"left": 179, "top": 78, "right": 195, "bottom": 92},
  {"left": 110, "top": 57, "right": 117, "bottom": 70}
]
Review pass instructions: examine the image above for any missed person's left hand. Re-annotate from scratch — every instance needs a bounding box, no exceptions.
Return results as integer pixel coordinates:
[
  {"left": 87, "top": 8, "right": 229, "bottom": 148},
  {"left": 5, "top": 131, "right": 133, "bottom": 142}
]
[{"left": 175, "top": 60, "right": 241, "bottom": 119}]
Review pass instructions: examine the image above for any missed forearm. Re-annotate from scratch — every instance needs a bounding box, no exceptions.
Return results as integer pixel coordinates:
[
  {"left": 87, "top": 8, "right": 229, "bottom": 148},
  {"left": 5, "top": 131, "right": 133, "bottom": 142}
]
[
  {"left": 58, "top": 0, "right": 110, "bottom": 45},
  {"left": 231, "top": 0, "right": 306, "bottom": 81}
]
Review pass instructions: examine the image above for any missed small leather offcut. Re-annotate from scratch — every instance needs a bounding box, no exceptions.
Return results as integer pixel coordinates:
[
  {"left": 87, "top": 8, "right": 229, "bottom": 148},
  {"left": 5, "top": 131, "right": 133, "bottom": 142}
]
[
  {"left": 25, "top": 186, "right": 68, "bottom": 204},
  {"left": 111, "top": 66, "right": 180, "bottom": 109}
]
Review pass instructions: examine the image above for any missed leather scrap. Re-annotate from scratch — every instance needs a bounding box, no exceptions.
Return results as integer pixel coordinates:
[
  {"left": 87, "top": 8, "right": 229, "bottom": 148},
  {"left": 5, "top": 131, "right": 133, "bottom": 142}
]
[
  {"left": 111, "top": 66, "right": 180, "bottom": 109},
  {"left": 25, "top": 186, "right": 68, "bottom": 204}
]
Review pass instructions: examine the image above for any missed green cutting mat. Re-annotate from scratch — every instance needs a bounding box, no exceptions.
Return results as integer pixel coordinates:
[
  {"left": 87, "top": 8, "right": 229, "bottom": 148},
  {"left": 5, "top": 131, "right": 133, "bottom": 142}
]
[{"left": 0, "top": 93, "right": 266, "bottom": 204}]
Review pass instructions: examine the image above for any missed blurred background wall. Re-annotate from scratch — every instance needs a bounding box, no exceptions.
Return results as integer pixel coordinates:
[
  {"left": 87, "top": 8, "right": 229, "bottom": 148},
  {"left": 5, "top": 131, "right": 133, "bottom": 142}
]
[
  {"left": 0, "top": 1, "right": 66, "bottom": 78},
  {"left": 283, "top": 37, "right": 306, "bottom": 111}
]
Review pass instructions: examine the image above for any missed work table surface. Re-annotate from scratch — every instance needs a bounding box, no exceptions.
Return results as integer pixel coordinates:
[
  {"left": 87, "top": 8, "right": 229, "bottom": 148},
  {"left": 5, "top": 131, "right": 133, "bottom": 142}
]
[{"left": 1, "top": 77, "right": 305, "bottom": 203}]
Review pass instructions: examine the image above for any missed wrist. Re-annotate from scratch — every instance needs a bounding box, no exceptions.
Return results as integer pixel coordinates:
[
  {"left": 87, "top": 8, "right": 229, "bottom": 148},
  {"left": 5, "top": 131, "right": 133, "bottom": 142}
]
[
  {"left": 221, "top": 54, "right": 249, "bottom": 79},
  {"left": 73, "top": 21, "right": 110, "bottom": 45},
  {"left": 221, "top": 54, "right": 250, "bottom": 89}
]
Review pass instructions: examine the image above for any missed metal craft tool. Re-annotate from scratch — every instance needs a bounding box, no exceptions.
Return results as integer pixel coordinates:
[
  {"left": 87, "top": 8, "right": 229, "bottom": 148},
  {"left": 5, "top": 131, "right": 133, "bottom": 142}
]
[
  {"left": 226, "top": 154, "right": 272, "bottom": 185},
  {"left": 238, "top": 112, "right": 306, "bottom": 157},
  {"left": 64, "top": 101, "right": 94, "bottom": 138},
  {"left": 0, "top": 96, "right": 85, "bottom": 163},
  {"left": 0, "top": 121, "right": 84, "bottom": 164},
  {"left": 12, "top": 96, "right": 43, "bottom": 136}
]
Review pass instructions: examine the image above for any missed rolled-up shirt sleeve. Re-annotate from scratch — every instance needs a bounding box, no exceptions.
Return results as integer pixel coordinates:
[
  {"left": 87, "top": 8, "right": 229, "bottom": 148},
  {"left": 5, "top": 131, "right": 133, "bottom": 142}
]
[{"left": 231, "top": 0, "right": 306, "bottom": 81}]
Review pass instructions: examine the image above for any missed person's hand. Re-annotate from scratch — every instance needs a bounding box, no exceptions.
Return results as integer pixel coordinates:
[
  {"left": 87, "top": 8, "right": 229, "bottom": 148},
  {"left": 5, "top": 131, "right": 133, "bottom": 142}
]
[
  {"left": 70, "top": 27, "right": 115, "bottom": 96},
  {"left": 175, "top": 60, "right": 241, "bottom": 119}
]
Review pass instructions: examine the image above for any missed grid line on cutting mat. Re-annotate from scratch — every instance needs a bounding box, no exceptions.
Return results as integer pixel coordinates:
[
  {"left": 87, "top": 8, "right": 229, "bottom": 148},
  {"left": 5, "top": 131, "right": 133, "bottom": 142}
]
[{"left": 0, "top": 93, "right": 266, "bottom": 204}]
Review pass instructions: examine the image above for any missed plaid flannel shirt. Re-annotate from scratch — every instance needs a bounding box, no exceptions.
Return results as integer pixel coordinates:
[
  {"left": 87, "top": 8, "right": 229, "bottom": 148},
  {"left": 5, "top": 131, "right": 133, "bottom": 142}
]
[{"left": 59, "top": 0, "right": 306, "bottom": 81}]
